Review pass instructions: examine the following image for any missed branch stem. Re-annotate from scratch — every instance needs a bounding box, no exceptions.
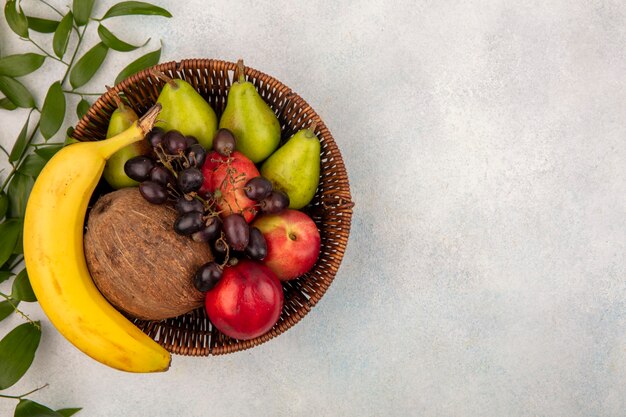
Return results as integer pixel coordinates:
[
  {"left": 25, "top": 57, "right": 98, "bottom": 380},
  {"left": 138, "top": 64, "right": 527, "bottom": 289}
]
[
  {"left": 8, "top": 255, "right": 24, "bottom": 270},
  {"left": 1, "top": 119, "right": 41, "bottom": 192},
  {"left": 37, "top": 0, "right": 64, "bottom": 17},
  {"left": 0, "top": 292, "right": 37, "bottom": 326},
  {"left": 0, "top": 165, "right": 18, "bottom": 192},
  {"left": 63, "top": 90, "right": 103, "bottom": 96},
  {"left": 0, "top": 144, "right": 11, "bottom": 160},
  {"left": 26, "top": 38, "right": 68, "bottom": 65},
  {"left": 0, "top": 384, "right": 49, "bottom": 400},
  {"left": 61, "top": 22, "right": 90, "bottom": 87}
]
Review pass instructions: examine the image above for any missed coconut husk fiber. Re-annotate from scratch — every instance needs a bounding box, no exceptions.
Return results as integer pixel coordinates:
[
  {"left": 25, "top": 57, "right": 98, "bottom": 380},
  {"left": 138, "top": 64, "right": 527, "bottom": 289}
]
[{"left": 84, "top": 188, "right": 211, "bottom": 320}]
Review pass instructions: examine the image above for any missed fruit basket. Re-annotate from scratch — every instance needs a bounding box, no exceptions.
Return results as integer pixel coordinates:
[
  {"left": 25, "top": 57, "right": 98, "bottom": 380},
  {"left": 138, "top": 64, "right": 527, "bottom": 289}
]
[{"left": 71, "top": 59, "right": 354, "bottom": 356}]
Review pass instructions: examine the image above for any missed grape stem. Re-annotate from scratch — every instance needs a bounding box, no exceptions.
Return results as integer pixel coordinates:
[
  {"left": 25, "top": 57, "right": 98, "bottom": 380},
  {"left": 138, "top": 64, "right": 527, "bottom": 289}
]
[{"left": 216, "top": 233, "right": 230, "bottom": 268}]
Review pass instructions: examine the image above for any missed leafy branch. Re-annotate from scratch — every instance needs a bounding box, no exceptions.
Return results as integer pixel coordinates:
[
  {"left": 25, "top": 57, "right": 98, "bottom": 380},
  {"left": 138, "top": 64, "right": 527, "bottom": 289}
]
[{"left": 0, "top": 0, "right": 171, "bottom": 415}]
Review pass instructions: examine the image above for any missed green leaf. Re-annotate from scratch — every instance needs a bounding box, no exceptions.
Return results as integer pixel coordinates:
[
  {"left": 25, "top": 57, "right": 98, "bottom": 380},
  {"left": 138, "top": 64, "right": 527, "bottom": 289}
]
[
  {"left": 27, "top": 16, "right": 60, "bottom": 33},
  {"left": 53, "top": 12, "right": 74, "bottom": 59},
  {"left": 40, "top": 82, "right": 66, "bottom": 139},
  {"left": 56, "top": 408, "right": 82, "bottom": 417},
  {"left": 12, "top": 229, "right": 23, "bottom": 255},
  {"left": 115, "top": 46, "right": 161, "bottom": 84},
  {"left": 7, "top": 173, "right": 34, "bottom": 219},
  {"left": 35, "top": 144, "right": 63, "bottom": 161},
  {"left": 18, "top": 154, "right": 47, "bottom": 177},
  {"left": 0, "top": 54, "right": 46, "bottom": 78},
  {"left": 101, "top": 1, "right": 172, "bottom": 19},
  {"left": 73, "top": 0, "right": 95, "bottom": 26},
  {"left": 76, "top": 99, "right": 90, "bottom": 119},
  {"left": 11, "top": 269, "right": 36, "bottom": 302},
  {"left": 4, "top": 1, "right": 29, "bottom": 38},
  {"left": 0, "top": 220, "right": 21, "bottom": 267},
  {"left": 97, "top": 24, "right": 147, "bottom": 52},
  {"left": 69, "top": 42, "right": 109, "bottom": 89},
  {"left": 0, "top": 271, "right": 13, "bottom": 284},
  {"left": 0, "top": 97, "right": 18, "bottom": 110},
  {"left": 0, "top": 191, "right": 8, "bottom": 219},
  {"left": 9, "top": 113, "right": 32, "bottom": 163},
  {"left": 65, "top": 129, "right": 78, "bottom": 145},
  {"left": 15, "top": 399, "right": 62, "bottom": 417},
  {"left": 0, "top": 76, "right": 35, "bottom": 108},
  {"left": 0, "top": 299, "right": 19, "bottom": 322},
  {"left": 0, "top": 322, "right": 41, "bottom": 389}
]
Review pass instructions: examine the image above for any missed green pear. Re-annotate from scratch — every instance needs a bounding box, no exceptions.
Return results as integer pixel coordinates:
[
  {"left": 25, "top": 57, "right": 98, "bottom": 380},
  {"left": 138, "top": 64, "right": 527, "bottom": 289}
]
[
  {"left": 155, "top": 78, "right": 217, "bottom": 148},
  {"left": 103, "top": 103, "right": 148, "bottom": 189},
  {"left": 261, "top": 125, "right": 320, "bottom": 209},
  {"left": 219, "top": 61, "right": 280, "bottom": 163}
]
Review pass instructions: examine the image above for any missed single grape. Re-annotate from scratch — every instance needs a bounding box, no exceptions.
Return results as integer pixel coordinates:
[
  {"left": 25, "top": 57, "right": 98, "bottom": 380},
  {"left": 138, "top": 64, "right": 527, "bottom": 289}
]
[
  {"left": 174, "top": 211, "right": 204, "bottom": 235},
  {"left": 213, "top": 128, "right": 236, "bottom": 156},
  {"left": 178, "top": 167, "right": 204, "bottom": 193},
  {"left": 149, "top": 165, "right": 175, "bottom": 187},
  {"left": 191, "top": 216, "right": 221, "bottom": 242},
  {"left": 222, "top": 213, "right": 249, "bottom": 251},
  {"left": 245, "top": 227, "right": 267, "bottom": 260},
  {"left": 214, "top": 238, "right": 228, "bottom": 255},
  {"left": 146, "top": 127, "right": 166, "bottom": 148},
  {"left": 187, "top": 144, "right": 206, "bottom": 167},
  {"left": 245, "top": 177, "right": 273, "bottom": 201},
  {"left": 139, "top": 181, "right": 167, "bottom": 204},
  {"left": 185, "top": 135, "right": 199, "bottom": 148},
  {"left": 164, "top": 130, "right": 188, "bottom": 154},
  {"left": 175, "top": 197, "right": 204, "bottom": 215},
  {"left": 259, "top": 190, "right": 290, "bottom": 214},
  {"left": 124, "top": 156, "right": 155, "bottom": 182},
  {"left": 193, "top": 262, "right": 223, "bottom": 292}
]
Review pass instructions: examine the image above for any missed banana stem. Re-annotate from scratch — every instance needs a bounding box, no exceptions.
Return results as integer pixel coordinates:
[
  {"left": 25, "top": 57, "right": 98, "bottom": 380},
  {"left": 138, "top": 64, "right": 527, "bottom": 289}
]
[
  {"left": 94, "top": 104, "right": 161, "bottom": 159},
  {"left": 237, "top": 59, "right": 246, "bottom": 83},
  {"left": 138, "top": 104, "right": 162, "bottom": 135}
]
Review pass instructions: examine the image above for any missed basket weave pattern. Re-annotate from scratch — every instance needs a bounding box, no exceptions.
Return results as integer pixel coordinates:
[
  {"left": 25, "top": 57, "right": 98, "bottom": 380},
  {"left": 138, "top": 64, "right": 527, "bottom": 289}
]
[{"left": 72, "top": 59, "right": 353, "bottom": 356}]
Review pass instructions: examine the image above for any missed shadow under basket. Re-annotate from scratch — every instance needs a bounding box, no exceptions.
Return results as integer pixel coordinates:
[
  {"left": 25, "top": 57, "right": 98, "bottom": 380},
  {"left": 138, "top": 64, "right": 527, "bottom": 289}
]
[{"left": 72, "top": 59, "right": 354, "bottom": 356}]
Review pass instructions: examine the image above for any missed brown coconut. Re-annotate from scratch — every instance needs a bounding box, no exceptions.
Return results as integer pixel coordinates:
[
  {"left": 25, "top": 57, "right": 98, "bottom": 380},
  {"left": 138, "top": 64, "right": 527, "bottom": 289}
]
[{"left": 84, "top": 188, "right": 211, "bottom": 320}]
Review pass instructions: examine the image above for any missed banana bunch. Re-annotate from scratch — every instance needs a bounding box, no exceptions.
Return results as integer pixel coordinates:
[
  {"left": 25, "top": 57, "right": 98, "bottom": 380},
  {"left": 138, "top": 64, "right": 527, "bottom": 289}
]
[{"left": 23, "top": 104, "right": 171, "bottom": 373}]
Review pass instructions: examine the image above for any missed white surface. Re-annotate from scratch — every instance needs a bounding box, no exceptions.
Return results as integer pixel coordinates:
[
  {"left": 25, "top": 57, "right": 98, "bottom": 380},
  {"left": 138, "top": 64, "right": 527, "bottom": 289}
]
[{"left": 1, "top": 0, "right": 625, "bottom": 416}]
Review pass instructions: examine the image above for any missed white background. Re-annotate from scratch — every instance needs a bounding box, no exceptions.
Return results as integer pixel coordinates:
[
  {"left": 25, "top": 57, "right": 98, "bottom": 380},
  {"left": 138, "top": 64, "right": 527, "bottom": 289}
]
[{"left": 1, "top": 1, "right": 625, "bottom": 416}]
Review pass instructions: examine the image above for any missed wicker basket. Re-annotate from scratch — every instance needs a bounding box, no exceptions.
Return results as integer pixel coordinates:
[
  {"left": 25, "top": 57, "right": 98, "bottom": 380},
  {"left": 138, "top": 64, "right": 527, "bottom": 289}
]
[{"left": 72, "top": 59, "right": 353, "bottom": 356}]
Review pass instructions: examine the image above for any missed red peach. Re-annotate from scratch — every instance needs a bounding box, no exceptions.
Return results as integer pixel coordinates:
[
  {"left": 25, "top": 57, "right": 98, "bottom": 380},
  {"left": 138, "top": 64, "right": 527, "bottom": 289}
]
[
  {"left": 205, "top": 259, "right": 283, "bottom": 340},
  {"left": 252, "top": 210, "right": 321, "bottom": 280}
]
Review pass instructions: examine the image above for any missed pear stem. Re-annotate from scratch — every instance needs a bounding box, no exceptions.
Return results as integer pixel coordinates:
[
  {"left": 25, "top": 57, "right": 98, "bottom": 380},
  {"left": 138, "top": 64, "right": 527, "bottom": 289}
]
[
  {"left": 149, "top": 68, "right": 177, "bottom": 89},
  {"left": 106, "top": 86, "right": 126, "bottom": 111},
  {"left": 306, "top": 120, "right": 319, "bottom": 137},
  {"left": 236, "top": 59, "right": 246, "bottom": 83}
]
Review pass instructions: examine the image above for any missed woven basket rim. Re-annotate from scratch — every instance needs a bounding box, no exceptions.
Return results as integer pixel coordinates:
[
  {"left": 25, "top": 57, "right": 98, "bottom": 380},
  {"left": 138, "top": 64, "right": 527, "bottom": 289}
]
[{"left": 72, "top": 58, "right": 354, "bottom": 356}]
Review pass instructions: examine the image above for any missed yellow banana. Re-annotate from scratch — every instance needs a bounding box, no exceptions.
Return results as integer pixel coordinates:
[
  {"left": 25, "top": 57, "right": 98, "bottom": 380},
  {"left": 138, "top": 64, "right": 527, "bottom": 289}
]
[{"left": 23, "top": 104, "right": 171, "bottom": 373}]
